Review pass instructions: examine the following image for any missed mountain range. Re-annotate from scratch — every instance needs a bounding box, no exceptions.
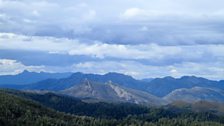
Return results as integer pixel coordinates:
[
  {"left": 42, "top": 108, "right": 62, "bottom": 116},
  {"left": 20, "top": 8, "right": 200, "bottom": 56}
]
[
  {"left": 146, "top": 76, "right": 224, "bottom": 97},
  {"left": 0, "top": 71, "right": 224, "bottom": 105},
  {"left": 3, "top": 72, "right": 147, "bottom": 91},
  {"left": 164, "top": 87, "right": 224, "bottom": 103},
  {"left": 0, "top": 70, "right": 72, "bottom": 85}
]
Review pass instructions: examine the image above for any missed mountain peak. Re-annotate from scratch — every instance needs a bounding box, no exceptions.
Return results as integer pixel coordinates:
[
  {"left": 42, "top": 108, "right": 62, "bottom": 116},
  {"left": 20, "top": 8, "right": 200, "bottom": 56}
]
[
  {"left": 20, "top": 70, "right": 44, "bottom": 75},
  {"left": 104, "top": 72, "right": 120, "bottom": 75},
  {"left": 21, "top": 70, "right": 31, "bottom": 74},
  {"left": 180, "top": 75, "right": 200, "bottom": 80},
  {"left": 70, "top": 72, "right": 84, "bottom": 77},
  {"left": 179, "top": 76, "right": 209, "bottom": 83},
  {"left": 105, "top": 72, "right": 134, "bottom": 79},
  {"left": 163, "top": 76, "right": 175, "bottom": 80}
]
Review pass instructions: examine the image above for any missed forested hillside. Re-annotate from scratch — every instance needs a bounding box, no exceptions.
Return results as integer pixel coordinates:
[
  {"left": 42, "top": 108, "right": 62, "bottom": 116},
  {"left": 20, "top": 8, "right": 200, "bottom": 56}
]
[
  {"left": 0, "top": 90, "right": 117, "bottom": 126},
  {"left": 1, "top": 89, "right": 224, "bottom": 126}
]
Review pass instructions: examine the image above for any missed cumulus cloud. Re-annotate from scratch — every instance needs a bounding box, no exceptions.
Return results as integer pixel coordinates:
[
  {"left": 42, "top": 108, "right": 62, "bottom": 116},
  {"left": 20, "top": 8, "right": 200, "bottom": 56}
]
[
  {"left": 0, "top": 32, "right": 224, "bottom": 79},
  {"left": 0, "top": 32, "right": 224, "bottom": 63},
  {"left": 0, "top": 0, "right": 97, "bottom": 35},
  {"left": 71, "top": 61, "right": 224, "bottom": 80},
  {"left": 0, "top": 0, "right": 224, "bottom": 79},
  {"left": 0, "top": 59, "right": 45, "bottom": 75},
  {"left": 0, "top": 58, "right": 223, "bottom": 80},
  {"left": 121, "top": 8, "right": 146, "bottom": 19},
  {"left": 0, "top": 0, "right": 224, "bottom": 45},
  {"left": 119, "top": 0, "right": 224, "bottom": 21}
]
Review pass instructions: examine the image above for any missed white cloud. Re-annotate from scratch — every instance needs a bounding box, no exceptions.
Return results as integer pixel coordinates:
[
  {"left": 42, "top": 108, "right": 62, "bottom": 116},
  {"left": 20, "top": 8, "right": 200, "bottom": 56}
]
[
  {"left": 1, "top": 0, "right": 224, "bottom": 45},
  {"left": 71, "top": 60, "right": 224, "bottom": 80},
  {"left": 0, "top": 0, "right": 224, "bottom": 79},
  {"left": 31, "top": 10, "right": 40, "bottom": 17},
  {"left": 0, "top": 58, "right": 223, "bottom": 80},
  {"left": 0, "top": 32, "right": 224, "bottom": 63},
  {"left": 139, "top": 26, "right": 149, "bottom": 31},
  {"left": 0, "top": 59, "right": 45, "bottom": 75},
  {"left": 121, "top": 8, "right": 145, "bottom": 19},
  {"left": 84, "top": 9, "right": 96, "bottom": 20},
  {"left": 68, "top": 43, "right": 181, "bottom": 59},
  {"left": 118, "top": 1, "right": 224, "bottom": 24},
  {"left": 0, "top": 0, "right": 97, "bottom": 34}
]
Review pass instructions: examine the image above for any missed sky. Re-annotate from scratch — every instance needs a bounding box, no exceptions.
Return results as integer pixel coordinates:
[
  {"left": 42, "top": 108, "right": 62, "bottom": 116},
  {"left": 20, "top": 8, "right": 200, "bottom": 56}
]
[{"left": 0, "top": 0, "right": 224, "bottom": 80}]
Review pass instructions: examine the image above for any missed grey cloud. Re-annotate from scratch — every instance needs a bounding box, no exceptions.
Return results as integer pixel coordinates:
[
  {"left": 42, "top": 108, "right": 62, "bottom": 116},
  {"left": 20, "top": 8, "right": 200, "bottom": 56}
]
[
  {"left": 70, "top": 60, "right": 224, "bottom": 80},
  {"left": 1, "top": 0, "right": 224, "bottom": 45},
  {"left": 0, "top": 0, "right": 224, "bottom": 79},
  {"left": 0, "top": 33, "right": 224, "bottom": 66},
  {"left": 0, "top": 59, "right": 45, "bottom": 75},
  {"left": 0, "top": 49, "right": 101, "bottom": 66}
]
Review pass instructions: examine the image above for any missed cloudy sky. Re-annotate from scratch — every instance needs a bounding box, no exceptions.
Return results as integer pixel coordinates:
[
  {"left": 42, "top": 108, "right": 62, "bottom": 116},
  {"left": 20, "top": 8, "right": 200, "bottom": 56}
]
[{"left": 0, "top": 0, "right": 224, "bottom": 80}]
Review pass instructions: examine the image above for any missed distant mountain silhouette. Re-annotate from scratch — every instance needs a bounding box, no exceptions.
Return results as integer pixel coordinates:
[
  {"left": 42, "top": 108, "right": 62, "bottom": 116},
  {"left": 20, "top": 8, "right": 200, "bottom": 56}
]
[
  {"left": 1, "top": 72, "right": 224, "bottom": 101},
  {"left": 145, "top": 76, "right": 224, "bottom": 97},
  {"left": 141, "top": 78, "right": 154, "bottom": 82},
  {"left": 19, "top": 72, "right": 147, "bottom": 91},
  {"left": 0, "top": 70, "right": 72, "bottom": 85}
]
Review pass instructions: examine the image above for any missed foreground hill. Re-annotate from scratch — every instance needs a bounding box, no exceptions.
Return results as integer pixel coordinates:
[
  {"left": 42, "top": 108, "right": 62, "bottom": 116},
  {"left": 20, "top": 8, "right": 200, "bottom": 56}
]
[
  {"left": 169, "top": 100, "right": 224, "bottom": 115},
  {"left": 164, "top": 87, "right": 224, "bottom": 103},
  {"left": 2, "top": 89, "right": 149, "bottom": 119},
  {"left": 0, "top": 89, "right": 115, "bottom": 126},
  {"left": 1, "top": 89, "right": 224, "bottom": 126}
]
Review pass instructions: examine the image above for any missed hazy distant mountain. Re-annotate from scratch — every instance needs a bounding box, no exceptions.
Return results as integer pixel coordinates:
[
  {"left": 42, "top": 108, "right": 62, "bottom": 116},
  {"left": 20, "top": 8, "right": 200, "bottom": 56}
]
[
  {"left": 0, "top": 70, "right": 72, "bottom": 85},
  {"left": 1, "top": 71, "right": 224, "bottom": 102},
  {"left": 141, "top": 78, "right": 154, "bottom": 82},
  {"left": 146, "top": 76, "right": 224, "bottom": 97},
  {"left": 220, "top": 80, "right": 224, "bottom": 85},
  {"left": 164, "top": 87, "right": 224, "bottom": 103},
  {"left": 19, "top": 72, "right": 147, "bottom": 91},
  {"left": 61, "top": 80, "right": 165, "bottom": 106},
  {"left": 69, "top": 72, "right": 147, "bottom": 90}
]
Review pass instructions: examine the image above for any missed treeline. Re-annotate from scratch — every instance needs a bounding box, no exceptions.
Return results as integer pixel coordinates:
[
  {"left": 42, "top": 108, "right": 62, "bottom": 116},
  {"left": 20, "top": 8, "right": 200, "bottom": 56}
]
[
  {"left": 1, "top": 89, "right": 224, "bottom": 126},
  {"left": 3, "top": 89, "right": 149, "bottom": 119},
  {"left": 0, "top": 91, "right": 117, "bottom": 126}
]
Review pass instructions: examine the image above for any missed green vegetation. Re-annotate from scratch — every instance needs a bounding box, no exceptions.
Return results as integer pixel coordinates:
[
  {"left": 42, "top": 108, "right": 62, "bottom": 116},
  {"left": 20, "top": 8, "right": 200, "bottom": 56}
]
[
  {"left": 0, "top": 90, "right": 116, "bottom": 126},
  {"left": 4, "top": 89, "right": 148, "bottom": 119},
  {"left": 1, "top": 89, "right": 224, "bottom": 126}
]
